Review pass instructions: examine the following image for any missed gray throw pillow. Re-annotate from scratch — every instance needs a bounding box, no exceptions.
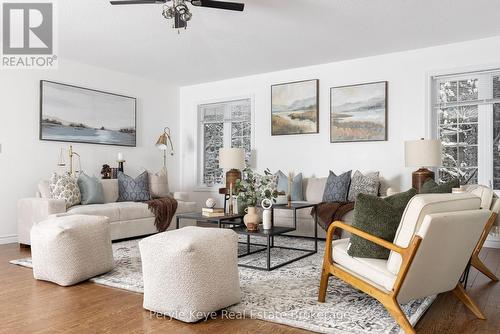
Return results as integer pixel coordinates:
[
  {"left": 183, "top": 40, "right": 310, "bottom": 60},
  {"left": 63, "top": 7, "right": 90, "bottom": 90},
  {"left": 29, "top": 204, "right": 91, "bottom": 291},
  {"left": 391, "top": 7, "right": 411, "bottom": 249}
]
[
  {"left": 78, "top": 173, "right": 105, "bottom": 205},
  {"left": 347, "top": 188, "right": 417, "bottom": 259},
  {"left": 348, "top": 170, "right": 380, "bottom": 202},
  {"left": 322, "top": 170, "right": 352, "bottom": 202},
  {"left": 276, "top": 170, "right": 303, "bottom": 201},
  {"left": 118, "top": 171, "right": 151, "bottom": 202},
  {"left": 420, "top": 178, "right": 459, "bottom": 194}
]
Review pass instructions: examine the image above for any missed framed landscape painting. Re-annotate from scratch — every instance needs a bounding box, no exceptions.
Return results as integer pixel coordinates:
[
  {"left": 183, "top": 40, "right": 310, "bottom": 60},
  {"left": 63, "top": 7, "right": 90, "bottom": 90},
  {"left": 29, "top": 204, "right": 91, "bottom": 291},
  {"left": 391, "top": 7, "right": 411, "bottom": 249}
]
[
  {"left": 40, "top": 80, "right": 137, "bottom": 147},
  {"left": 271, "top": 79, "right": 319, "bottom": 135},
  {"left": 330, "top": 81, "right": 387, "bottom": 143}
]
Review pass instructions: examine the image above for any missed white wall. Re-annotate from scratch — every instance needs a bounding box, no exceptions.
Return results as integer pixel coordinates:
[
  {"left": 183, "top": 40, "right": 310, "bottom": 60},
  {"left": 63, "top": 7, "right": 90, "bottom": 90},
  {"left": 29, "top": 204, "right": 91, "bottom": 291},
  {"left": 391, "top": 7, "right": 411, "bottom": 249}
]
[
  {"left": 0, "top": 59, "right": 179, "bottom": 244},
  {"left": 179, "top": 35, "right": 500, "bottom": 206}
]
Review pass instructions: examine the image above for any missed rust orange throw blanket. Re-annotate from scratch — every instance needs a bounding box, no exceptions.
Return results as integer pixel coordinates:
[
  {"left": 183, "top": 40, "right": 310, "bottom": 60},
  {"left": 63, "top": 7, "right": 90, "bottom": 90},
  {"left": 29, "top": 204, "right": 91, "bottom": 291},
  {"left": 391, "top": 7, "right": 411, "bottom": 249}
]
[
  {"left": 146, "top": 197, "right": 178, "bottom": 232},
  {"left": 311, "top": 201, "right": 355, "bottom": 239}
]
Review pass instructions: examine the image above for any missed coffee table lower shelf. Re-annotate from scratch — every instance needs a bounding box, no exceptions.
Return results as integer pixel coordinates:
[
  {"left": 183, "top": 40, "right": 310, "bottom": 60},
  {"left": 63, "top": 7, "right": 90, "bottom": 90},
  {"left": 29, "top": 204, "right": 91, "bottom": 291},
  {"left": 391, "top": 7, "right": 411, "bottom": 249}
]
[{"left": 232, "top": 226, "right": 317, "bottom": 271}]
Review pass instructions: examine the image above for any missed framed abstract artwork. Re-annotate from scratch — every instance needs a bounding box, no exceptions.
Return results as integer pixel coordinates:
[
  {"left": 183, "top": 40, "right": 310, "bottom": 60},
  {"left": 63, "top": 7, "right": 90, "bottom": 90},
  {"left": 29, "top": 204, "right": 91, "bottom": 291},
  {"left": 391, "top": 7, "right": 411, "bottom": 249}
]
[
  {"left": 271, "top": 79, "right": 319, "bottom": 136},
  {"left": 330, "top": 81, "right": 388, "bottom": 143},
  {"left": 40, "top": 80, "right": 137, "bottom": 147}
]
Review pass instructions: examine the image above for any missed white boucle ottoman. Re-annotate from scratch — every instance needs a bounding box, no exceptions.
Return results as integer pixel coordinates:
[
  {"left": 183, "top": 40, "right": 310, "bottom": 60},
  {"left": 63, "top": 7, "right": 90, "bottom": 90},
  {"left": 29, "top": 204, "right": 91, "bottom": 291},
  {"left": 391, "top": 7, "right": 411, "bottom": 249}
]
[
  {"left": 139, "top": 226, "right": 241, "bottom": 322},
  {"left": 31, "top": 214, "right": 114, "bottom": 286}
]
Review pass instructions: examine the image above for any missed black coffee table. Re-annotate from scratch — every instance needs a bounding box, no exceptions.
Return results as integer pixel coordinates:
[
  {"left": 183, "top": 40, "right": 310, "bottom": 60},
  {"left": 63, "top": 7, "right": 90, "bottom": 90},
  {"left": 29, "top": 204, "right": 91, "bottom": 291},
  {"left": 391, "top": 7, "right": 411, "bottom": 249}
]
[
  {"left": 175, "top": 212, "right": 244, "bottom": 229},
  {"left": 233, "top": 202, "right": 318, "bottom": 271}
]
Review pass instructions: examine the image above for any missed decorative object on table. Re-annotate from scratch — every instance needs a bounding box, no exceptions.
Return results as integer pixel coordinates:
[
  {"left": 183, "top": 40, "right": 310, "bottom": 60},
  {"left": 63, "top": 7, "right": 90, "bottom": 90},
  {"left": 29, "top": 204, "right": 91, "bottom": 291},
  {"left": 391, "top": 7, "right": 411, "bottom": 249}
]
[
  {"left": 330, "top": 81, "right": 387, "bottom": 142},
  {"left": 68, "top": 145, "right": 81, "bottom": 177},
  {"left": 117, "top": 152, "right": 125, "bottom": 172},
  {"left": 205, "top": 197, "right": 216, "bottom": 208},
  {"left": 243, "top": 206, "right": 260, "bottom": 231},
  {"left": 201, "top": 207, "right": 224, "bottom": 218},
  {"left": 287, "top": 171, "right": 293, "bottom": 208},
  {"left": 49, "top": 172, "right": 81, "bottom": 208},
  {"left": 219, "top": 147, "right": 245, "bottom": 191},
  {"left": 347, "top": 188, "right": 417, "bottom": 259},
  {"left": 405, "top": 138, "right": 442, "bottom": 193},
  {"left": 148, "top": 167, "right": 170, "bottom": 198},
  {"left": 235, "top": 168, "right": 278, "bottom": 214},
  {"left": 40, "top": 80, "right": 136, "bottom": 147},
  {"left": 155, "top": 127, "right": 175, "bottom": 168},
  {"left": 271, "top": 79, "right": 319, "bottom": 136},
  {"left": 145, "top": 197, "right": 178, "bottom": 232},
  {"left": 261, "top": 198, "right": 273, "bottom": 230},
  {"left": 101, "top": 164, "right": 112, "bottom": 179},
  {"left": 276, "top": 170, "right": 303, "bottom": 201},
  {"left": 420, "top": 178, "right": 459, "bottom": 194},
  {"left": 111, "top": 168, "right": 119, "bottom": 179},
  {"left": 322, "top": 170, "right": 352, "bottom": 202},
  {"left": 117, "top": 171, "right": 151, "bottom": 202},
  {"left": 77, "top": 173, "right": 105, "bottom": 205},
  {"left": 228, "top": 182, "right": 234, "bottom": 214},
  {"left": 57, "top": 148, "right": 66, "bottom": 167},
  {"left": 347, "top": 170, "right": 380, "bottom": 202}
]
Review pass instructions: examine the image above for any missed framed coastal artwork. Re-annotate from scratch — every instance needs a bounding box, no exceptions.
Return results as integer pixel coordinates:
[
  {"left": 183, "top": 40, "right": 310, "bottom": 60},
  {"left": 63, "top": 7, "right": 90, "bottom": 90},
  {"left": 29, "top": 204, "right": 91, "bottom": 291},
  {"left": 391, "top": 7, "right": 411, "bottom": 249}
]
[
  {"left": 40, "top": 80, "right": 137, "bottom": 147},
  {"left": 330, "top": 81, "right": 387, "bottom": 143},
  {"left": 271, "top": 79, "right": 319, "bottom": 136}
]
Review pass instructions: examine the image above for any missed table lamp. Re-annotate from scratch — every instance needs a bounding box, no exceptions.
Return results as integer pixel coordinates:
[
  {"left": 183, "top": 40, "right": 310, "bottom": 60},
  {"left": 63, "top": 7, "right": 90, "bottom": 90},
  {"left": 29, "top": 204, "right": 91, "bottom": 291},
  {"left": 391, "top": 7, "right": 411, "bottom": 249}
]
[
  {"left": 156, "top": 127, "right": 174, "bottom": 168},
  {"left": 219, "top": 148, "right": 245, "bottom": 191},
  {"left": 405, "top": 138, "right": 442, "bottom": 192}
]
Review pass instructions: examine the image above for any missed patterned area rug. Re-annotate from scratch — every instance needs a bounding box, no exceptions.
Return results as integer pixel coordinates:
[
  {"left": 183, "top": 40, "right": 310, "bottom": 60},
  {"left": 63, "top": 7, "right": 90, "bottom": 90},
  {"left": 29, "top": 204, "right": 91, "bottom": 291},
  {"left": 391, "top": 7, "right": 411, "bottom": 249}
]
[{"left": 10, "top": 236, "right": 435, "bottom": 334}]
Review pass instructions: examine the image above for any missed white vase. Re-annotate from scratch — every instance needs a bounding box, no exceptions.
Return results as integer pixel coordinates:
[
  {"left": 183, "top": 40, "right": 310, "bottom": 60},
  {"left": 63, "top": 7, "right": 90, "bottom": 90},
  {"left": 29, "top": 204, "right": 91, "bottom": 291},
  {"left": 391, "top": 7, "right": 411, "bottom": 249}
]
[{"left": 261, "top": 198, "right": 273, "bottom": 230}]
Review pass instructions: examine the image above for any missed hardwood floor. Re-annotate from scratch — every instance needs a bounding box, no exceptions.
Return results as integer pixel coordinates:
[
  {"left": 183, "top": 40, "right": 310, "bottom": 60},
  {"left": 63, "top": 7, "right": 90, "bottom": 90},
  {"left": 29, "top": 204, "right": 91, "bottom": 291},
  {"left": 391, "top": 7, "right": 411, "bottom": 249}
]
[{"left": 0, "top": 243, "right": 498, "bottom": 334}]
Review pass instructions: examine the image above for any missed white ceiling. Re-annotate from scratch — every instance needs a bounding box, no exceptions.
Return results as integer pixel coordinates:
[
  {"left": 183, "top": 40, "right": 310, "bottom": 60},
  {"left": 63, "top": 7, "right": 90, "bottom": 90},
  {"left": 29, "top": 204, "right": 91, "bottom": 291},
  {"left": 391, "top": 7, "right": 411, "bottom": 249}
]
[{"left": 59, "top": 0, "right": 500, "bottom": 85}]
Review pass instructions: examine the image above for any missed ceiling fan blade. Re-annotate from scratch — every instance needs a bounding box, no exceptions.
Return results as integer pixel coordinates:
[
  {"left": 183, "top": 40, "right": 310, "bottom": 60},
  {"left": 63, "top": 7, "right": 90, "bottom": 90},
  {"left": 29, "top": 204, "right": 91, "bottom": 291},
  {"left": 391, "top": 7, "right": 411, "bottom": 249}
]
[
  {"left": 191, "top": 0, "right": 244, "bottom": 11},
  {"left": 110, "top": 0, "right": 166, "bottom": 5}
]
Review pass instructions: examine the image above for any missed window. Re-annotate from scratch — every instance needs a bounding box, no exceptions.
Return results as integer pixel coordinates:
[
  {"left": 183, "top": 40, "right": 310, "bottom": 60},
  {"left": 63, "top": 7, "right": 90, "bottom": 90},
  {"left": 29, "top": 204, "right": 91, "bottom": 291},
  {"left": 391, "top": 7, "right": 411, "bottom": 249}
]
[
  {"left": 198, "top": 98, "right": 252, "bottom": 187},
  {"left": 432, "top": 70, "right": 500, "bottom": 190}
]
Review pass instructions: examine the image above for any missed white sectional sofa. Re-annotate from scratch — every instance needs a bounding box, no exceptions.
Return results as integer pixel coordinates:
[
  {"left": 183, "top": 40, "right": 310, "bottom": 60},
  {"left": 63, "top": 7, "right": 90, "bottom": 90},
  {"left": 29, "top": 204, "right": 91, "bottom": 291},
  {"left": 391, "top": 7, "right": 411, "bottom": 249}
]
[
  {"left": 273, "top": 175, "right": 394, "bottom": 239},
  {"left": 17, "top": 179, "right": 198, "bottom": 246}
]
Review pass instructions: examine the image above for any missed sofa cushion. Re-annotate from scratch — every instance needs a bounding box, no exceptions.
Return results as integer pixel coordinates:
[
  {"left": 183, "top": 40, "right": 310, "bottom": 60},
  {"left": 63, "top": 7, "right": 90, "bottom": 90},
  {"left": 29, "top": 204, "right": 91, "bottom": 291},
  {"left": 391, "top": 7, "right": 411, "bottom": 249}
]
[
  {"left": 276, "top": 171, "right": 303, "bottom": 201},
  {"left": 149, "top": 168, "right": 170, "bottom": 199},
  {"left": 332, "top": 238, "right": 396, "bottom": 291},
  {"left": 78, "top": 173, "right": 105, "bottom": 205},
  {"left": 117, "top": 202, "right": 155, "bottom": 221},
  {"left": 323, "top": 170, "right": 352, "bottom": 202},
  {"left": 304, "top": 177, "right": 327, "bottom": 203},
  {"left": 68, "top": 203, "right": 121, "bottom": 222},
  {"left": 118, "top": 171, "right": 151, "bottom": 202},
  {"left": 347, "top": 170, "right": 380, "bottom": 202},
  {"left": 347, "top": 189, "right": 417, "bottom": 259},
  {"left": 387, "top": 193, "right": 481, "bottom": 274},
  {"left": 101, "top": 179, "right": 119, "bottom": 203}
]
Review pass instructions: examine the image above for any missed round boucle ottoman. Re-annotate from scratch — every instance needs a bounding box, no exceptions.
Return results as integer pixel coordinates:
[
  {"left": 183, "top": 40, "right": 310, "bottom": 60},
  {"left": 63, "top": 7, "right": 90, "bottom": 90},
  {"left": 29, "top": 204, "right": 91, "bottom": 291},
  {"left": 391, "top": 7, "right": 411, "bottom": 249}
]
[
  {"left": 139, "top": 226, "right": 241, "bottom": 322},
  {"left": 30, "top": 214, "right": 114, "bottom": 286}
]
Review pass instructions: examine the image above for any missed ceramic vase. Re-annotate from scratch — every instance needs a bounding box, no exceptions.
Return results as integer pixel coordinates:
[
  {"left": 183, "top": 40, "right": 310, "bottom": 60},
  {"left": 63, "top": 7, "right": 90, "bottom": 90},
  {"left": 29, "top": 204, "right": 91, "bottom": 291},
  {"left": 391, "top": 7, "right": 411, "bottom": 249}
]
[
  {"left": 261, "top": 198, "right": 273, "bottom": 230},
  {"left": 243, "top": 206, "right": 260, "bottom": 231}
]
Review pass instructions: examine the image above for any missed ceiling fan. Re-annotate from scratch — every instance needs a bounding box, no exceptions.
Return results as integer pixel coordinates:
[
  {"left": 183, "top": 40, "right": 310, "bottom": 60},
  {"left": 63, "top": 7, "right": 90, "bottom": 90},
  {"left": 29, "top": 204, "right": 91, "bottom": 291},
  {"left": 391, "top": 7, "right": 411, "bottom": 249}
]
[{"left": 109, "top": 0, "right": 245, "bottom": 31}]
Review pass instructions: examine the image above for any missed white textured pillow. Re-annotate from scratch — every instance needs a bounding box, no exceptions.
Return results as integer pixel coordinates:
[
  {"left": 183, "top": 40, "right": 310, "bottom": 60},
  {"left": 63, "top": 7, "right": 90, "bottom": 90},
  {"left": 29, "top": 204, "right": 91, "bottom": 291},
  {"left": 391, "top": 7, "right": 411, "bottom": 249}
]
[
  {"left": 148, "top": 168, "right": 170, "bottom": 198},
  {"left": 49, "top": 173, "right": 81, "bottom": 208}
]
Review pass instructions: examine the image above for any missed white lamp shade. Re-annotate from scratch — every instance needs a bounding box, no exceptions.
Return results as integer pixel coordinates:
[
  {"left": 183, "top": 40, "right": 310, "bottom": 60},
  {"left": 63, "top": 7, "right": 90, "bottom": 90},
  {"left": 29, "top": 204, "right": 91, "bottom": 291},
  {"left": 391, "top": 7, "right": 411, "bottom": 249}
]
[
  {"left": 405, "top": 139, "right": 442, "bottom": 167},
  {"left": 219, "top": 148, "right": 245, "bottom": 169}
]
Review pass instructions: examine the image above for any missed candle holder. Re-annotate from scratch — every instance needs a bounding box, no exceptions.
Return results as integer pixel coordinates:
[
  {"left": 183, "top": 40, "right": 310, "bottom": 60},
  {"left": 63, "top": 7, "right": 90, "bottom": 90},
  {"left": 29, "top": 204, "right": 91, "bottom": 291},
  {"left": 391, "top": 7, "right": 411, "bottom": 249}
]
[
  {"left": 117, "top": 160, "right": 125, "bottom": 173},
  {"left": 287, "top": 194, "right": 292, "bottom": 208}
]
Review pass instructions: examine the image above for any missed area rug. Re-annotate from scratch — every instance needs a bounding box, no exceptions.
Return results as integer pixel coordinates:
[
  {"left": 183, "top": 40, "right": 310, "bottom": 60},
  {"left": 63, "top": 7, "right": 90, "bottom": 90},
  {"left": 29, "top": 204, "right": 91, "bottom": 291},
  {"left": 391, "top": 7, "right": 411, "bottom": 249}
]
[{"left": 10, "top": 236, "right": 435, "bottom": 334}]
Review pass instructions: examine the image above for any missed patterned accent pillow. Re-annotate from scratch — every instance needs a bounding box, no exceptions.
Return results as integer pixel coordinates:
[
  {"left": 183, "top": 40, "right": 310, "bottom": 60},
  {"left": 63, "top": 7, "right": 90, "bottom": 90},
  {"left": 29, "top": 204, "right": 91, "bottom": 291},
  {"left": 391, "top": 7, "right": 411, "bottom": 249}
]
[
  {"left": 118, "top": 171, "right": 151, "bottom": 202},
  {"left": 322, "top": 170, "right": 352, "bottom": 202},
  {"left": 49, "top": 173, "right": 81, "bottom": 208},
  {"left": 347, "top": 170, "right": 380, "bottom": 202},
  {"left": 255, "top": 173, "right": 278, "bottom": 199}
]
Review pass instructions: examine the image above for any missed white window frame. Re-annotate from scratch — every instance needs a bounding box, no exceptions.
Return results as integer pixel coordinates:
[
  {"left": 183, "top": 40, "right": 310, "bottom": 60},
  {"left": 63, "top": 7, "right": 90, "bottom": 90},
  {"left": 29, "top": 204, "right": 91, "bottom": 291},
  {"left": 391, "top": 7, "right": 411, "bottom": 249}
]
[
  {"left": 427, "top": 66, "right": 500, "bottom": 193},
  {"left": 194, "top": 96, "right": 255, "bottom": 191}
]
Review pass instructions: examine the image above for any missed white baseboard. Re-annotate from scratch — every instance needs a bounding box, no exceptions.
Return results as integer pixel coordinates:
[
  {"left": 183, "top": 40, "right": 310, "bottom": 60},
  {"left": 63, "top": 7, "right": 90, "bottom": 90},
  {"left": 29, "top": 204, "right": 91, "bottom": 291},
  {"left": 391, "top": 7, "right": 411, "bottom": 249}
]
[{"left": 0, "top": 234, "right": 18, "bottom": 245}]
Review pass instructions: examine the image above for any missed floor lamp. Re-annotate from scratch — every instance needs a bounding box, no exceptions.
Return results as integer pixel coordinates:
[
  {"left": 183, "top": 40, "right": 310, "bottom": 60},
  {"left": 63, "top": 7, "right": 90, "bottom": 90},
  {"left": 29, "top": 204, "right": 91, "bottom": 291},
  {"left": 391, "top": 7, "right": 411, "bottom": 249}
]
[{"left": 156, "top": 127, "right": 174, "bottom": 168}]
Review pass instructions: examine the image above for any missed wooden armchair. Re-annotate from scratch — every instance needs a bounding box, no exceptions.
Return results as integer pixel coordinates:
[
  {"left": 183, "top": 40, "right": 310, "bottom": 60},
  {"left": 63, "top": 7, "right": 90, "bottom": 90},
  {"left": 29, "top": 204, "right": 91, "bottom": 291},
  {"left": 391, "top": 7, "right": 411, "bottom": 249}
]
[{"left": 318, "top": 193, "right": 491, "bottom": 334}]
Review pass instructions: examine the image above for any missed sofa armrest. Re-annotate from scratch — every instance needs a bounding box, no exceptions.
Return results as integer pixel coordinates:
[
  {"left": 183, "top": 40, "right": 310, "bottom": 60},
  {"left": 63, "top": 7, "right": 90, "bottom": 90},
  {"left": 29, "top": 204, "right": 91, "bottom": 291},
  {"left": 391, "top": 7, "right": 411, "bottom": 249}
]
[{"left": 17, "top": 198, "right": 67, "bottom": 245}]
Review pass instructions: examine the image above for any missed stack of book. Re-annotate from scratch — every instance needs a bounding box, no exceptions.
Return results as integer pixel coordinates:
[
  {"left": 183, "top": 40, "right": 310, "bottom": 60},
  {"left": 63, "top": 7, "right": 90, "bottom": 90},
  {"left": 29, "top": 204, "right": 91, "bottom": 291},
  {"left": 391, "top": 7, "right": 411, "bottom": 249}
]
[{"left": 202, "top": 207, "right": 225, "bottom": 217}]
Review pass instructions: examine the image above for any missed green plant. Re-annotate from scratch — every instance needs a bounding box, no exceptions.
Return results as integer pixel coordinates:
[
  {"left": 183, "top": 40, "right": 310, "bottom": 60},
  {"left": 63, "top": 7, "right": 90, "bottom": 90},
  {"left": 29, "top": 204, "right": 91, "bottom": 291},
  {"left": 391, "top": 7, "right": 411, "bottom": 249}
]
[{"left": 235, "top": 168, "right": 278, "bottom": 209}]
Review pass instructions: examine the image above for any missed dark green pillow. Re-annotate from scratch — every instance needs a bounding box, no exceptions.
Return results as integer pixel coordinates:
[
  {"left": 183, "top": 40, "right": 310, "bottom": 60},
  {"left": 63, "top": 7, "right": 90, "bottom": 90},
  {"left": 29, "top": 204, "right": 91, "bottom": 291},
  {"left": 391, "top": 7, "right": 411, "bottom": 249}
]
[
  {"left": 347, "top": 188, "right": 417, "bottom": 259},
  {"left": 420, "top": 178, "right": 459, "bottom": 194}
]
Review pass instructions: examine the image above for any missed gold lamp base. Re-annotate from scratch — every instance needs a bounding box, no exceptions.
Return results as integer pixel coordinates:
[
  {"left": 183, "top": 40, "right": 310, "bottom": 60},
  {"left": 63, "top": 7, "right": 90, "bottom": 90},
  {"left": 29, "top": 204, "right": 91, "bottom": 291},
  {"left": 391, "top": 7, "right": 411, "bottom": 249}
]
[{"left": 412, "top": 168, "right": 435, "bottom": 193}]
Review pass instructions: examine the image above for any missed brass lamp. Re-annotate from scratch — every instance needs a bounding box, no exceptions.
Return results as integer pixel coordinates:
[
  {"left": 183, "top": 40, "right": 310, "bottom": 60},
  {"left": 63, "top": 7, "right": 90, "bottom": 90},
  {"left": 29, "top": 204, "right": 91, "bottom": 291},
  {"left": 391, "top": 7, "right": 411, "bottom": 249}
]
[
  {"left": 156, "top": 127, "right": 174, "bottom": 168},
  {"left": 219, "top": 148, "right": 245, "bottom": 191},
  {"left": 405, "top": 138, "right": 442, "bottom": 192}
]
